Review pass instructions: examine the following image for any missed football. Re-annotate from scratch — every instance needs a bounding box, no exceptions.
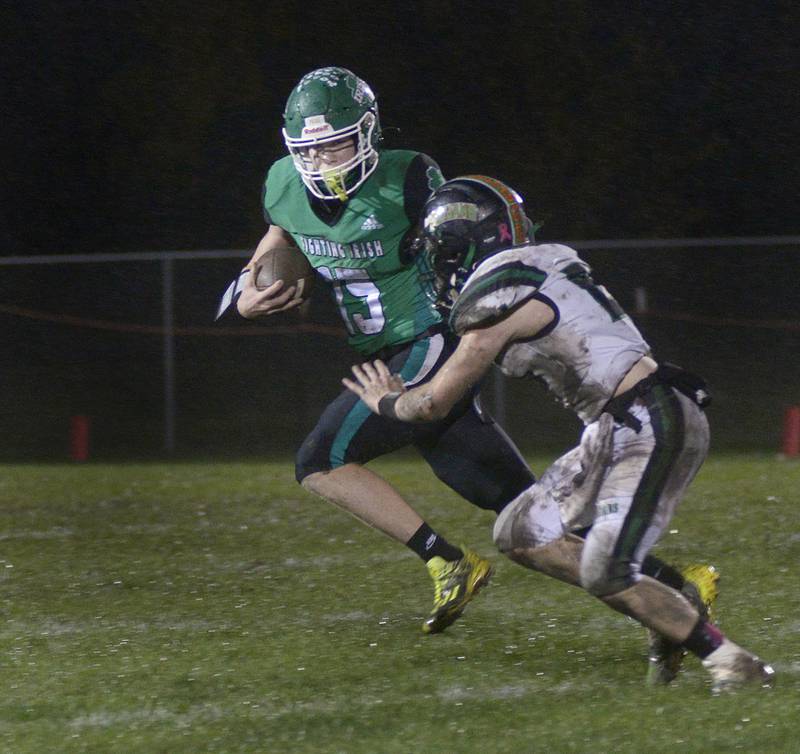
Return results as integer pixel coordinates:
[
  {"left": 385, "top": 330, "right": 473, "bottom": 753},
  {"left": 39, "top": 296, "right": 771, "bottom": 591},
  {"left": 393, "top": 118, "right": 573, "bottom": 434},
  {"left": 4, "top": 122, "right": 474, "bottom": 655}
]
[{"left": 254, "top": 246, "right": 315, "bottom": 300}]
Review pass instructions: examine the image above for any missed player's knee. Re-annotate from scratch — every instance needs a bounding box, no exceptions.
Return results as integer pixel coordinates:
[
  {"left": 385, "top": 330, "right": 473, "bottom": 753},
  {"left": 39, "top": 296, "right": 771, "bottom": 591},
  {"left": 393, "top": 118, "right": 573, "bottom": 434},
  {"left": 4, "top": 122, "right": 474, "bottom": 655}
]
[
  {"left": 298, "top": 470, "right": 327, "bottom": 496},
  {"left": 295, "top": 435, "right": 333, "bottom": 484},
  {"left": 492, "top": 497, "right": 517, "bottom": 552},
  {"left": 492, "top": 484, "right": 562, "bottom": 552},
  {"left": 295, "top": 457, "right": 336, "bottom": 486},
  {"left": 294, "top": 446, "right": 313, "bottom": 484},
  {"left": 580, "top": 557, "right": 634, "bottom": 596},
  {"left": 578, "top": 526, "right": 635, "bottom": 596}
]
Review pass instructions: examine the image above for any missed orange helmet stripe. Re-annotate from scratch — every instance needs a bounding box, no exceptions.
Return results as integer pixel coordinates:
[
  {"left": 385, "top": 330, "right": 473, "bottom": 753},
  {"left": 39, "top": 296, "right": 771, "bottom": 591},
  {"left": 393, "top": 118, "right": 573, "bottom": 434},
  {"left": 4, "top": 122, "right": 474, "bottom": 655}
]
[{"left": 460, "top": 175, "right": 528, "bottom": 245}]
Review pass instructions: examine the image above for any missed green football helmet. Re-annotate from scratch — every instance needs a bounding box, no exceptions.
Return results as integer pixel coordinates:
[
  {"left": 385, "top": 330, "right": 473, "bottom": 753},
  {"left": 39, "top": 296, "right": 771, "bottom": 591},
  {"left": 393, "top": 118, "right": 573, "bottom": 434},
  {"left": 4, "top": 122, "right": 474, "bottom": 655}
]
[{"left": 282, "top": 67, "right": 381, "bottom": 201}]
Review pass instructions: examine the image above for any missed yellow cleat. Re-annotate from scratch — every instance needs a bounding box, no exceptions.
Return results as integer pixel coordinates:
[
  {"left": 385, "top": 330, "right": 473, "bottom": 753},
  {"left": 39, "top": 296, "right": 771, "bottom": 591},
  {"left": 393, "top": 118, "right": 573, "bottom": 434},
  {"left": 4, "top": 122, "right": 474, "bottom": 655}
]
[
  {"left": 681, "top": 563, "right": 720, "bottom": 622},
  {"left": 646, "top": 563, "right": 720, "bottom": 685},
  {"left": 423, "top": 548, "right": 493, "bottom": 634}
]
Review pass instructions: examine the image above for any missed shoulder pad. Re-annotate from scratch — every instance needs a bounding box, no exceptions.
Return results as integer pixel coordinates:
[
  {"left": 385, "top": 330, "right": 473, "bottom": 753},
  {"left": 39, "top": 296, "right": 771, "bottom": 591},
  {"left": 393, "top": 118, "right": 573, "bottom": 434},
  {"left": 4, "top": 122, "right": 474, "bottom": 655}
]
[
  {"left": 449, "top": 247, "right": 547, "bottom": 335},
  {"left": 263, "top": 156, "right": 298, "bottom": 210}
]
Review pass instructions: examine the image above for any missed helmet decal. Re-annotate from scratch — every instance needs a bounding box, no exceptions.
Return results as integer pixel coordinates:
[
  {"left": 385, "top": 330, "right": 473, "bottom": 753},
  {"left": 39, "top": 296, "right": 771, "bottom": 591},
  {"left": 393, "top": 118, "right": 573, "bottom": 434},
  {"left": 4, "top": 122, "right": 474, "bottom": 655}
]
[
  {"left": 301, "top": 115, "right": 333, "bottom": 138},
  {"left": 462, "top": 175, "right": 527, "bottom": 245},
  {"left": 426, "top": 164, "right": 445, "bottom": 192},
  {"left": 346, "top": 76, "right": 374, "bottom": 105},
  {"left": 300, "top": 67, "right": 341, "bottom": 87},
  {"left": 424, "top": 202, "right": 479, "bottom": 233}
]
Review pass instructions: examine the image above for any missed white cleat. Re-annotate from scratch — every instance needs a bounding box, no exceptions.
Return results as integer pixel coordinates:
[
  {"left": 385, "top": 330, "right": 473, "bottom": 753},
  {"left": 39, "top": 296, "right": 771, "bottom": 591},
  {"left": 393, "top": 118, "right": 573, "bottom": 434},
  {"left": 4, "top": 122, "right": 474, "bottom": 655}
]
[{"left": 702, "top": 640, "right": 775, "bottom": 694}]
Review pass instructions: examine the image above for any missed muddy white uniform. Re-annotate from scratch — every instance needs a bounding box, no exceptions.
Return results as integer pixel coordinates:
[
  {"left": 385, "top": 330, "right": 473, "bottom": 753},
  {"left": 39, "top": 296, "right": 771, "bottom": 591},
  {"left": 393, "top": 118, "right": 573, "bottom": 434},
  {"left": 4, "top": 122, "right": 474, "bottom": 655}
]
[{"left": 453, "top": 243, "right": 711, "bottom": 596}]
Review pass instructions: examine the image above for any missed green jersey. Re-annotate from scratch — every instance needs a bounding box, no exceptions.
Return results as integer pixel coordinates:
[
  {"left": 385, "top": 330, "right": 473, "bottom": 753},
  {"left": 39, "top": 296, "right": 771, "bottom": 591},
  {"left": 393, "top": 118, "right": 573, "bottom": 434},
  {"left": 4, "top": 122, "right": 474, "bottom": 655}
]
[{"left": 262, "top": 150, "right": 445, "bottom": 355}]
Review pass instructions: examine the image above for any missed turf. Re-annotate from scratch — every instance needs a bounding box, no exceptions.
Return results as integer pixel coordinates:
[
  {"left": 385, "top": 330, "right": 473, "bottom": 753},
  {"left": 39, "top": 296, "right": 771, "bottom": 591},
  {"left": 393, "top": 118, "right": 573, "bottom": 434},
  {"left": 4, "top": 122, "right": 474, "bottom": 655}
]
[{"left": 0, "top": 454, "right": 798, "bottom": 753}]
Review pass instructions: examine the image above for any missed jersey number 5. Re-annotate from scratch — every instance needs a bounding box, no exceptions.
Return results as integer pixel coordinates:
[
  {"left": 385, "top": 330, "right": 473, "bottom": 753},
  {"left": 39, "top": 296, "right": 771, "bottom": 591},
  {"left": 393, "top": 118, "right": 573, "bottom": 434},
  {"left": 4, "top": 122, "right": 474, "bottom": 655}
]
[{"left": 318, "top": 266, "right": 386, "bottom": 335}]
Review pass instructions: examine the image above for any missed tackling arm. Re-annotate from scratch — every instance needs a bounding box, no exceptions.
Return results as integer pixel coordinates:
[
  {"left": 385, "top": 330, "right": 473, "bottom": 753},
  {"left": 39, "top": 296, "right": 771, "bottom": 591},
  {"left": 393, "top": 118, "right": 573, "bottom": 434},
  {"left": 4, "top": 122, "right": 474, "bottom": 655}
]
[
  {"left": 344, "top": 297, "right": 555, "bottom": 421},
  {"left": 343, "top": 331, "right": 502, "bottom": 422},
  {"left": 398, "top": 329, "right": 503, "bottom": 421}
]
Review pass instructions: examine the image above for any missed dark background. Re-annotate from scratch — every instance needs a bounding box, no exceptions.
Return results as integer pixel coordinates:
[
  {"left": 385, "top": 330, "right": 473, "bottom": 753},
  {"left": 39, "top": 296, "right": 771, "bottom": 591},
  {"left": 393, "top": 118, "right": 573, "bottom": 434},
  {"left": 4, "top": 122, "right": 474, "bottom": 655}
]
[{"left": 2, "top": 1, "right": 799, "bottom": 460}]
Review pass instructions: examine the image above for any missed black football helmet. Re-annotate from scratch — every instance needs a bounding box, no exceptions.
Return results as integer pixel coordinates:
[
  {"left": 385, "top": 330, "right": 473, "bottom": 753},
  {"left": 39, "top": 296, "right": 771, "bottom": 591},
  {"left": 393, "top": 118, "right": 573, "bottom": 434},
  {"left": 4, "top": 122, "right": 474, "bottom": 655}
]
[{"left": 417, "top": 175, "right": 538, "bottom": 308}]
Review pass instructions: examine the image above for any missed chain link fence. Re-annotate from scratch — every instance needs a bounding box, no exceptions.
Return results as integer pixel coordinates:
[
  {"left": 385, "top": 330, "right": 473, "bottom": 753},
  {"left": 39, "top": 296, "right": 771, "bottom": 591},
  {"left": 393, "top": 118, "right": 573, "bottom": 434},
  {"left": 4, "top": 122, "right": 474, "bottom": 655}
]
[{"left": 2, "top": 239, "right": 798, "bottom": 460}]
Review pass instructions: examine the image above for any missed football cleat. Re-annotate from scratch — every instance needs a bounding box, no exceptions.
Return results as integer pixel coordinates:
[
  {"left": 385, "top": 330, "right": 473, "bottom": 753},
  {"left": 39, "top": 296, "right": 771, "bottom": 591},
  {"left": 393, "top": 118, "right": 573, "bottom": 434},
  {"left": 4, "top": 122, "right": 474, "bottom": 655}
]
[
  {"left": 702, "top": 640, "right": 775, "bottom": 694},
  {"left": 646, "top": 563, "right": 720, "bottom": 685},
  {"left": 423, "top": 548, "right": 493, "bottom": 634},
  {"left": 681, "top": 563, "right": 720, "bottom": 622}
]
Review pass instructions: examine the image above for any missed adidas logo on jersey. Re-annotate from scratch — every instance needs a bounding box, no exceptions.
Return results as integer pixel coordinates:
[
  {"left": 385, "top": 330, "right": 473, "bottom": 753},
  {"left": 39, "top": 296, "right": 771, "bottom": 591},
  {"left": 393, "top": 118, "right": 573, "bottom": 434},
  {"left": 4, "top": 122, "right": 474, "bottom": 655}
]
[{"left": 361, "top": 214, "right": 384, "bottom": 231}]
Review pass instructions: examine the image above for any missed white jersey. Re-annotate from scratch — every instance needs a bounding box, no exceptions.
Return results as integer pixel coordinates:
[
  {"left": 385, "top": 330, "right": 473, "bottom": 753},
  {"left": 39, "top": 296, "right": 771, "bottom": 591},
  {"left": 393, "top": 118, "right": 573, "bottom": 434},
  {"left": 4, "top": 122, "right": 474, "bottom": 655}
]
[{"left": 449, "top": 243, "right": 650, "bottom": 423}]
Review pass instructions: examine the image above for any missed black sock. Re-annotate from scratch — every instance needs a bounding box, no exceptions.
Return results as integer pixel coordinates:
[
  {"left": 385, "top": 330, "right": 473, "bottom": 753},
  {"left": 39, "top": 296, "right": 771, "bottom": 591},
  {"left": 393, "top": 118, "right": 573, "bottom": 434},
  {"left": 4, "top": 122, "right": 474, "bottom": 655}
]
[
  {"left": 406, "top": 523, "right": 463, "bottom": 562},
  {"left": 682, "top": 617, "right": 725, "bottom": 659},
  {"left": 641, "top": 556, "right": 685, "bottom": 591}
]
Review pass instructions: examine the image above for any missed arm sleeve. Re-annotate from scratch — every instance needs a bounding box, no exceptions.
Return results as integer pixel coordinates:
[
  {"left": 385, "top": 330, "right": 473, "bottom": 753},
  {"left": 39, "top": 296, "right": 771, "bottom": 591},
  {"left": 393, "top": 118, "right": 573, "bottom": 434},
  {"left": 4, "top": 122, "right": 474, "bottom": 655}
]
[
  {"left": 403, "top": 153, "right": 445, "bottom": 223},
  {"left": 399, "top": 153, "right": 445, "bottom": 264}
]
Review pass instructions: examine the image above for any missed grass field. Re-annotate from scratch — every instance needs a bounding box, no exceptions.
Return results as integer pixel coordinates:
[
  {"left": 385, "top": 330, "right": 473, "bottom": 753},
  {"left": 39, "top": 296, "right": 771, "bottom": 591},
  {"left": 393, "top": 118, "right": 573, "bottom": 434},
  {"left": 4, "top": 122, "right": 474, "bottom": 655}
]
[{"left": 1, "top": 454, "right": 798, "bottom": 753}]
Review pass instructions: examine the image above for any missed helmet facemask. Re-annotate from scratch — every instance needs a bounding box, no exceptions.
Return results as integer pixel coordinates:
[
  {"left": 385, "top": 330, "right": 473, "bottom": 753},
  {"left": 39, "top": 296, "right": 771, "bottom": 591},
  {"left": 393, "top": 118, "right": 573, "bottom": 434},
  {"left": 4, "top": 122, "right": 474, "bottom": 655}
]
[
  {"left": 422, "top": 228, "right": 480, "bottom": 310},
  {"left": 283, "top": 111, "right": 379, "bottom": 201}
]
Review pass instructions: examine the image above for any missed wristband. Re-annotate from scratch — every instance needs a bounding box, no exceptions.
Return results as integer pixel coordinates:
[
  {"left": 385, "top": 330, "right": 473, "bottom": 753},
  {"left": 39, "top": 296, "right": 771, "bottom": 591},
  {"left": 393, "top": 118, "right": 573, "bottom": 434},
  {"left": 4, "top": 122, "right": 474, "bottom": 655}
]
[
  {"left": 377, "top": 391, "right": 403, "bottom": 420},
  {"left": 214, "top": 269, "right": 249, "bottom": 321}
]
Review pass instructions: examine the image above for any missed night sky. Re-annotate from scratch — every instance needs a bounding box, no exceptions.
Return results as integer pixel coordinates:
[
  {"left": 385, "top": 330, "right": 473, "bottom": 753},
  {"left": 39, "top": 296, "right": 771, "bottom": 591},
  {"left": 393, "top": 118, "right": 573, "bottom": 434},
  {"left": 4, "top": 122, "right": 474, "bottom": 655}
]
[{"left": 4, "top": 1, "right": 799, "bottom": 256}]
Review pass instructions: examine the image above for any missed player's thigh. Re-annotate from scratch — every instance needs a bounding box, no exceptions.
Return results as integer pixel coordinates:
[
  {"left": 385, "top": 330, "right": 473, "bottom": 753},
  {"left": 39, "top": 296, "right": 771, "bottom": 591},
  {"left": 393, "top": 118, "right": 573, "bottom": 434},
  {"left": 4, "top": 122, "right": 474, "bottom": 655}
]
[
  {"left": 415, "top": 398, "right": 535, "bottom": 513},
  {"left": 295, "top": 387, "right": 415, "bottom": 481},
  {"left": 296, "top": 333, "right": 449, "bottom": 480},
  {"left": 581, "top": 393, "right": 709, "bottom": 594}
]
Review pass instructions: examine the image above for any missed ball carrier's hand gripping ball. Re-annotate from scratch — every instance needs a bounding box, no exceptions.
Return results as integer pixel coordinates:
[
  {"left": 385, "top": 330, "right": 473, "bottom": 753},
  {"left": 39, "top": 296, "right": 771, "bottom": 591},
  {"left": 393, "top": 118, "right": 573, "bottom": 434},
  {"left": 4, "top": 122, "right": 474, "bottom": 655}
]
[
  {"left": 254, "top": 246, "right": 315, "bottom": 301},
  {"left": 213, "top": 246, "right": 315, "bottom": 320}
]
